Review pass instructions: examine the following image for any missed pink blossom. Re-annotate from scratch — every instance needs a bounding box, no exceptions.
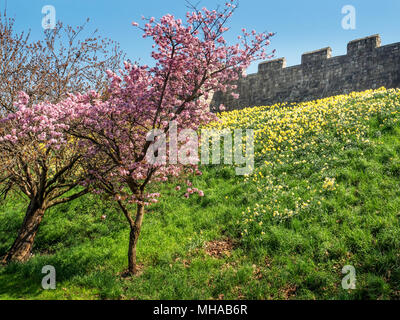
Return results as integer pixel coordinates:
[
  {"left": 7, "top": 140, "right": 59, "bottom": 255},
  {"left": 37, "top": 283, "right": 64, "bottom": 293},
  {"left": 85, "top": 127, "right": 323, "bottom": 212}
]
[{"left": 44, "top": 2, "right": 275, "bottom": 272}]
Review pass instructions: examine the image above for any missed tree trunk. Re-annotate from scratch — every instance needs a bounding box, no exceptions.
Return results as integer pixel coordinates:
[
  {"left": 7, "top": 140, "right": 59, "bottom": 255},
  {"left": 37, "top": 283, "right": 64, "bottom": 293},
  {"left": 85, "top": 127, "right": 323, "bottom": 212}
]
[
  {"left": 1, "top": 199, "right": 45, "bottom": 264},
  {"left": 127, "top": 203, "right": 145, "bottom": 275}
]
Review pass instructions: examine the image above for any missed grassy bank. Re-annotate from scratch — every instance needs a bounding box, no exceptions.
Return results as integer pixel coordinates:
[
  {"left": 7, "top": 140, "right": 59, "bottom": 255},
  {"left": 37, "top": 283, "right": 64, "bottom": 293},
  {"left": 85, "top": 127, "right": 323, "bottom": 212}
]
[{"left": 1, "top": 88, "right": 400, "bottom": 300}]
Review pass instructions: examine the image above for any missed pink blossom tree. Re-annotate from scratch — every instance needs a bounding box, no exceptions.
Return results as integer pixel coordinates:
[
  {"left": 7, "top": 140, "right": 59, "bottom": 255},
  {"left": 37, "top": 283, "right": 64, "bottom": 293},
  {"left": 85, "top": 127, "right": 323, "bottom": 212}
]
[
  {"left": 0, "top": 92, "right": 89, "bottom": 263},
  {"left": 68, "top": 0, "right": 275, "bottom": 274}
]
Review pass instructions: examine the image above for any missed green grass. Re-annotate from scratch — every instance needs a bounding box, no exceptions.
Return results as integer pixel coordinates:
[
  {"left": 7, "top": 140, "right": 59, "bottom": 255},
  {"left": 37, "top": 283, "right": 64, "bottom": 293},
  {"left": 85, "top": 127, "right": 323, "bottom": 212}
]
[{"left": 1, "top": 99, "right": 400, "bottom": 300}]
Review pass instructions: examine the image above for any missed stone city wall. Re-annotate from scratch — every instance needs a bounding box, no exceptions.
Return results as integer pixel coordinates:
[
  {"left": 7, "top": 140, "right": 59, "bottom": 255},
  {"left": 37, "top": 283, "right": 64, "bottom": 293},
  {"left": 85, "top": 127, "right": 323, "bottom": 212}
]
[{"left": 211, "top": 34, "right": 400, "bottom": 110}]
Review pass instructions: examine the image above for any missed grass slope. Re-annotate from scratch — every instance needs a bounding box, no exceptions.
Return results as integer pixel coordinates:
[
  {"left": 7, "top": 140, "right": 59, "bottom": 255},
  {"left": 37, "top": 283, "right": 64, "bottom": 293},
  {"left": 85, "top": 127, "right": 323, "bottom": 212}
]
[{"left": 1, "top": 88, "right": 400, "bottom": 300}]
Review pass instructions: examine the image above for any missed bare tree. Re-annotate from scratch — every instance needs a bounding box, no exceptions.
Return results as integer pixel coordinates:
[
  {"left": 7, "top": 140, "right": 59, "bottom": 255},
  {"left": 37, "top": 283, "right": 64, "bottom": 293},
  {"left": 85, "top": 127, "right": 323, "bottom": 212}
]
[
  {"left": 0, "top": 7, "right": 125, "bottom": 263},
  {"left": 0, "top": 9, "right": 125, "bottom": 113}
]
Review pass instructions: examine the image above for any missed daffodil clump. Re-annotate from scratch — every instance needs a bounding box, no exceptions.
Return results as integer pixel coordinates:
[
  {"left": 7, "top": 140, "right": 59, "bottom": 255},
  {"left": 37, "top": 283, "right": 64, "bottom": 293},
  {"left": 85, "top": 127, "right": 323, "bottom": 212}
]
[
  {"left": 208, "top": 87, "right": 400, "bottom": 241},
  {"left": 322, "top": 177, "right": 336, "bottom": 191}
]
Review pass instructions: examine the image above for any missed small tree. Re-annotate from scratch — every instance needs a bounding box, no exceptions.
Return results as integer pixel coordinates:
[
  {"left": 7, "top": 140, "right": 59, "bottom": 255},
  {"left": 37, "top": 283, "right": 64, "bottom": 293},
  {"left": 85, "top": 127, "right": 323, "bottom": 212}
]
[
  {"left": 67, "top": 0, "right": 274, "bottom": 274},
  {"left": 0, "top": 10, "right": 125, "bottom": 114},
  {"left": 0, "top": 92, "right": 89, "bottom": 263}
]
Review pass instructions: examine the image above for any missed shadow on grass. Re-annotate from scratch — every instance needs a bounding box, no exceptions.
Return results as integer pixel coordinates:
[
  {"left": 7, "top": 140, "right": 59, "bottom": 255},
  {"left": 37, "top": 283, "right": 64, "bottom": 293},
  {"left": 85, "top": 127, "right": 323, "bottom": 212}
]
[
  {"left": 0, "top": 234, "right": 126, "bottom": 299},
  {"left": 0, "top": 268, "right": 43, "bottom": 299}
]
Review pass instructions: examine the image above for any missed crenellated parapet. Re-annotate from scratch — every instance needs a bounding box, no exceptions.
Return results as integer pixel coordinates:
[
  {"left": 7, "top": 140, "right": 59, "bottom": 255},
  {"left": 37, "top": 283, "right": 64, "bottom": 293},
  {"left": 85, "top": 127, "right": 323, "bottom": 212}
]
[
  {"left": 301, "top": 47, "right": 332, "bottom": 64},
  {"left": 347, "top": 34, "right": 381, "bottom": 55},
  {"left": 211, "top": 34, "right": 400, "bottom": 111},
  {"left": 258, "top": 58, "right": 287, "bottom": 73}
]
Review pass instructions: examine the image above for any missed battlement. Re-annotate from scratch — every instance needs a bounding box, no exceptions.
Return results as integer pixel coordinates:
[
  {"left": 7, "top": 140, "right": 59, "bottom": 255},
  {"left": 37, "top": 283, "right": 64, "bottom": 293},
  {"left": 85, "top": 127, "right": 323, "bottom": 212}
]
[
  {"left": 302, "top": 47, "right": 332, "bottom": 64},
  {"left": 347, "top": 34, "right": 381, "bottom": 55},
  {"left": 258, "top": 58, "right": 286, "bottom": 73},
  {"left": 211, "top": 34, "right": 400, "bottom": 110}
]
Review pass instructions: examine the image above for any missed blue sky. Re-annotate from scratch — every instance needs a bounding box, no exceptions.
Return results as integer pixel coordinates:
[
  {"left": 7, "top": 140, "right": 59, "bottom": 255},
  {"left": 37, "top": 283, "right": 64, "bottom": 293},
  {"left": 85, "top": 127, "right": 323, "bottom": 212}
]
[{"left": 2, "top": 0, "right": 400, "bottom": 74}]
